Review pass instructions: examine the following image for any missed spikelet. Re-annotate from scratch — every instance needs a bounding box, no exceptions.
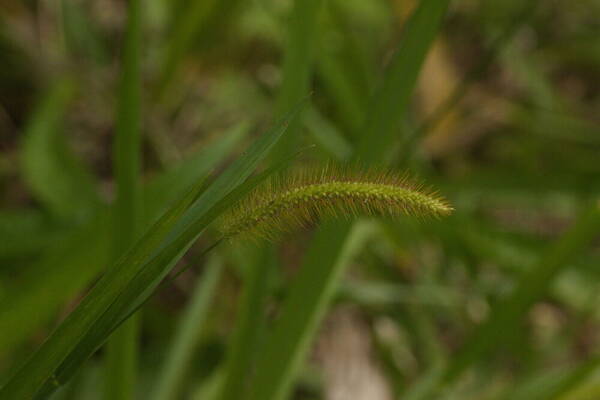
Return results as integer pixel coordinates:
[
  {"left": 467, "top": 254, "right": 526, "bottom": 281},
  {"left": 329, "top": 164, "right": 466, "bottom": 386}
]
[{"left": 218, "top": 164, "right": 452, "bottom": 241}]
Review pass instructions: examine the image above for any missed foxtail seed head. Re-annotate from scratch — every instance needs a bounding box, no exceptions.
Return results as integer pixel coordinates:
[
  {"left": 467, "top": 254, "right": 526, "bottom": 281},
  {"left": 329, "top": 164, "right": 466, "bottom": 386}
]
[{"left": 218, "top": 165, "right": 452, "bottom": 241}]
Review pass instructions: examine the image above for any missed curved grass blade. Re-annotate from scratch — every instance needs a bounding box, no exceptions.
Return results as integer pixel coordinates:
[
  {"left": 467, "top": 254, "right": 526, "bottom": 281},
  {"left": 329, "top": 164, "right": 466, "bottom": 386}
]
[
  {"left": 21, "top": 79, "right": 99, "bottom": 221},
  {"left": 0, "top": 103, "right": 304, "bottom": 399},
  {"left": 37, "top": 144, "right": 309, "bottom": 398},
  {"left": 0, "top": 126, "right": 244, "bottom": 358}
]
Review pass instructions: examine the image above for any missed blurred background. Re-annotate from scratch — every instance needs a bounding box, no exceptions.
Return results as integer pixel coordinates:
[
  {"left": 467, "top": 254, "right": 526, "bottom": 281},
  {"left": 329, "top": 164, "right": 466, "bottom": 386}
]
[{"left": 1, "top": 0, "right": 600, "bottom": 399}]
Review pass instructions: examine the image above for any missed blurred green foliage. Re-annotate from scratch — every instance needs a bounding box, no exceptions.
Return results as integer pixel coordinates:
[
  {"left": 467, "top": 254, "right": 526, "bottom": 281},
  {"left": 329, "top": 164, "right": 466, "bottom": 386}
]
[{"left": 1, "top": 0, "right": 599, "bottom": 399}]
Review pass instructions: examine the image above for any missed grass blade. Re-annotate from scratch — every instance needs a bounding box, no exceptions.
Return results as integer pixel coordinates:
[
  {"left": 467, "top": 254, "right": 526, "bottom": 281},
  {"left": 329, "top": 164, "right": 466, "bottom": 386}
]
[
  {"left": 357, "top": 0, "right": 450, "bottom": 164},
  {"left": 215, "top": 245, "right": 275, "bottom": 400},
  {"left": 499, "top": 359, "right": 600, "bottom": 400},
  {"left": 105, "top": 0, "right": 143, "bottom": 397},
  {"left": 20, "top": 79, "right": 99, "bottom": 221},
  {"left": 248, "top": 222, "right": 372, "bottom": 400},
  {"left": 0, "top": 212, "right": 111, "bottom": 358},
  {"left": 0, "top": 128, "right": 242, "bottom": 360},
  {"left": 157, "top": 0, "right": 241, "bottom": 98},
  {"left": 272, "top": 0, "right": 324, "bottom": 159},
  {"left": 403, "top": 203, "right": 600, "bottom": 399},
  {"left": 0, "top": 103, "right": 304, "bottom": 399},
  {"left": 444, "top": 204, "right": 600, "bottom": 382},
  {"left": 151, "top": 255, "right": 223, "bottom": 400},
  {"left": 43, "top": 144, "right": 307, "bottom": 399}
]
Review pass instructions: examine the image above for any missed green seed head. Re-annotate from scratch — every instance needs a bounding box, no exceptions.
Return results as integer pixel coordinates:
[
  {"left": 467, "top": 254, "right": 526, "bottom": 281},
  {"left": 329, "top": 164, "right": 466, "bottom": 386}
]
[{"left": 218, "top": 164, "right": 452, "bottom": 241}]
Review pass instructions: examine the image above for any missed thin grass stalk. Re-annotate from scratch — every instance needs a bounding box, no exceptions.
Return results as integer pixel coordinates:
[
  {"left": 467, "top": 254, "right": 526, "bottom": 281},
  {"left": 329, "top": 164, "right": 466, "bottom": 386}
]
[
  {"left": 216, "top": 246, "right": 275, "bottom": 400},
  {"left": 105, "top": 0, "right": 142, "bottom": 398},
  {"left": 151, "top": 255, "right": 222, "bottom": 400},
  {"left": 272, "top": 0, "right": 324, "bottom": 160}
]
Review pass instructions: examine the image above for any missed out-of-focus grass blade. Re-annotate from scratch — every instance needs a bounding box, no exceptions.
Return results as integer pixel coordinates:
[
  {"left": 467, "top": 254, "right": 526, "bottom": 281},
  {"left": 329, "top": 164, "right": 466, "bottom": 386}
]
[
  {"left": 0, "top": 103, "right": 303, "bottom": 399},
  {"left": 0, "top": 129, "right": 244, "bottom": 363},
  {"left": 192, "top": 369, "right": 224, "bottom": 400},
  {"left": 303, "top": 105, "right": 353, "bottom": 160},
  {"left": 143, "top": 123, "right": 248, "bottom": 224},
  {"left": 151, "top": 255, "right": 223, "bottom": 400},
  {"left": 111, "top": 0, "right": 142, "bottom": 258},
  {"left": 247, "top": 1, "right": 450, "bottom": 399},
  {"left": 316, "top": 49, "right": 366, "bottom": 137},
  {"left": 443, "top": 204, "right": 600, "bottom": 382},
  {"left": 271, "top": 0, "right": 323, "bottom": 159},
  {"left": 60, "top": 0, "right": 107, "bottom": 64},
  {"left": 0, "top": 211, "right": 111, "bottom": 359},
  {"left": 559, "top": 364, "right": 600, "bottom": 400},
  {"left": 216, "top": 246, "right": 276, "bottom": 400},
  {"left": 8, "top": 175, "right": 206, "bottom": 399},
  {"left": 316, "top": 0, "right": 373, "bottom": 138},
  {"left": 157, "top": 0, "right": 240, "bottom": 98},
  {"left": 498, "top": 359, "right": 600, "bottom": 400},
  {"left": 248, "top": 221, "right": 372, "bottom": 400},
  {"left": 20, "top": 79, "right": 100, "bottom": 221},
  {"left": 357, "top": 0, "right": 450, "bottom": 164},
  {"left": 201, "top": 2, "right": 325, "bottom": 396},
  {"left": 340, "top": 280, "right": 462, "bottom": 308},
  {"left": 118, "top": 143, "right": 313, "bottom": 323},
  {"left": 401, "top": 203, "right": 600, "bottom": 399},
  {"left": 105, "top": 0, "right": 143, "bottom": 396},
  {"left": 0, "top": 209, "right": 57, "bottom": 261},
  {"left": 409, "top": 1, "right": 538, "bottom": 151},
  {"left": 44, "top": 141, "right": 309, "bottom": 399}
]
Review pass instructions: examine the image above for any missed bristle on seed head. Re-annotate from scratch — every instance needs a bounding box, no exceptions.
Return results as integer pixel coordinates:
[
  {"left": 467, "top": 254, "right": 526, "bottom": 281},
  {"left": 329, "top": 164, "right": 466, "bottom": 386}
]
[{"left": 218, "top": 164, "right": 452, "bottom": 241}]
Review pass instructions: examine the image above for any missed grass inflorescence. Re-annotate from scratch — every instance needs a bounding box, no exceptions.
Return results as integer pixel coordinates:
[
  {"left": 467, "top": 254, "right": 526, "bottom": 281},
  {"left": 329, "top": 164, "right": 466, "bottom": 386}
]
[{"left": 218, "top": 164, "right": 452, "bottom": 241}]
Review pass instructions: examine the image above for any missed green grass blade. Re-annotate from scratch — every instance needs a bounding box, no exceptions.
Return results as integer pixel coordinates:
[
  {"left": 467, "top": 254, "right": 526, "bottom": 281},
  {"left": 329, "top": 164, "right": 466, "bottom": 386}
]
[
  {"left": 248, "top": 222, "right": 372, "bottom": 400},
  {"left": 0, "top": 212, "right": 112, "bottom": 357},
  {"left": 246, "top": 1, "right": 450, "bottom": 398},
  {"left": 216, "top": 245, "right": 275, "bottom": 400},
  {"left": 4, "top": 173, "right": 206, "bottom": 400},
  {"left": 111, "top": 0, "right": 142, "bottom": 259},
  {"left": 357, "top": 0, "right": 450, "bottom": 164},
  {"left": 0, "top": 103, "right": 303, "bottom": 399},
  {"left": 105, "top": 0, "right": 143, "bottom": 397},
  {"left": 398, "top": 204, "right": 600, "bottom": 400},
  {"left": 443, "top": 204, "right": 600, "bottom": 382},
  {"left": 0, "top": 129, "right": 242, "bottom": 359},
  {"left": 60, "top": 0, "right": 107, "bottom": 64},
  {"left": 42, "top": 144, "right": 306, "bottom": 398},
  {"left": 402, "top": 203, "right": 600, "bottom": 399},
  {"left": 143, "top": 123, "right": 248, "bottom": 224},
  {"left": 151, "top": 255, "right": 223, "bottom": 400},
  {"left": 409, "top": 1, "right": 538, "bottom": 150},
  {"left": 303, "top": 105, "right": 353, "bottom": 160},
  {"left": 272, "top": 0, "right": 323, "bottom": 160},
  {"left": 156, "top": 0, "right": 240, "bottom": 98},
  {"left": 0, "top": 209, "right": 57, "bottom": 260},
  {"left": 20, "top": 79, "right": 99, "bottom": 221},
  {"left": 156, "top": 0, "right": 216, "bottom": 97},
  {"left": 499, "top": 359, "right": 600, "bottom": 400}
]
